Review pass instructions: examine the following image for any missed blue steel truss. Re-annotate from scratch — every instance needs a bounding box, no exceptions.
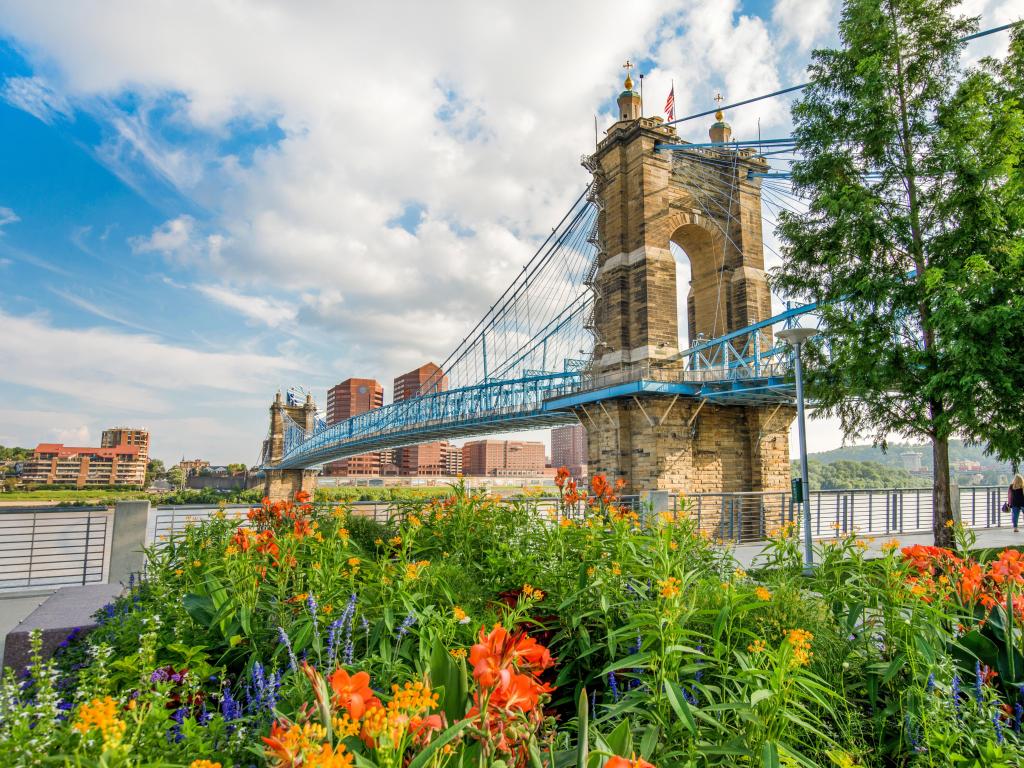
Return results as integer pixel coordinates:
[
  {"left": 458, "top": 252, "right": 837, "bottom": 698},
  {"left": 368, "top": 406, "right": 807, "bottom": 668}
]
[{"left": 270, "top": 302, "right": 821, "bottom": 470}]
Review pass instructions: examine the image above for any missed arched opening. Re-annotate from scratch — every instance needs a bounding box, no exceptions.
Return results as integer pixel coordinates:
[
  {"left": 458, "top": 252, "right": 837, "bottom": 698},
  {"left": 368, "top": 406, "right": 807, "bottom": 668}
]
[{"left": 669, "top": 223, "right": 727, "bottom": 350}]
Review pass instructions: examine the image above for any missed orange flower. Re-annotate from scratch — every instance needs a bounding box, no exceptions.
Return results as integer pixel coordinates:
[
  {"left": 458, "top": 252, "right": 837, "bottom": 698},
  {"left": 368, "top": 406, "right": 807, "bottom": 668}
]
[
  {"left": 555, "top": 466, "right": 571, "bottom": 489},
  {"left": 295, "top": 490, "right": 312, "bottom": 504},
  {"left": 469, "top": 625, "right": 554, "bottom": 689},
  {"left": 606, "top": 756, "right": 656, "bottom": 768},
  {"left": 990, "top": 549, "right": 1024, "bottom": 585},
  {"left": 329, "top": 669, "right": 381, "bottom": 719}
]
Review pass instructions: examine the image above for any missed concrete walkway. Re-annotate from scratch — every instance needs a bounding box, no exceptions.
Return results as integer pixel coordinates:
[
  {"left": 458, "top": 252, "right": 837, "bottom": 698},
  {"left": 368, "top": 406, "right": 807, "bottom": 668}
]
[{"left": 732, "top": 526, "right": 1023, "bottom": 569}]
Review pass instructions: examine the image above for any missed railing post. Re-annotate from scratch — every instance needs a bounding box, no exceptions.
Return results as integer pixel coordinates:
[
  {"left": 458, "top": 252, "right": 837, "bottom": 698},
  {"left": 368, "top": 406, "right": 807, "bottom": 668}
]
[
  {"left": 81, "top": 511, "right": 93, "bottom": 586},
  {"left": 109, "top": 500, "right": 151, "bottom": 586},
  {"left": 27, "top": 511, "right": 37, "bottom": 588}
]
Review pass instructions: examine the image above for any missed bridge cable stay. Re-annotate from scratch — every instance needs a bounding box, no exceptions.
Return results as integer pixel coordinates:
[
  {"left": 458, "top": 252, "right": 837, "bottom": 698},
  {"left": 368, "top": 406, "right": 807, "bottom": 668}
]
[{"left": 660, "top": 21, "right": 1020, "bottom": 130}]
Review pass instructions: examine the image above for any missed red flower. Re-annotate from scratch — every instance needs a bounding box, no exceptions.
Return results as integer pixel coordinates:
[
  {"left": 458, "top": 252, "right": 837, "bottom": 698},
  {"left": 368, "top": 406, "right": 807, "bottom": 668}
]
[
  {"left": 606, "top": 757, "right": 656, "bottom": 768},
  {"left": 329, "top": 669, "right": 380, "bottom": 719},
  {"left": 469, "top": 625, "right": 554, "bottom": 689},
  {"left": 555, "top": 467, "right": 571, "bottom": 489}
]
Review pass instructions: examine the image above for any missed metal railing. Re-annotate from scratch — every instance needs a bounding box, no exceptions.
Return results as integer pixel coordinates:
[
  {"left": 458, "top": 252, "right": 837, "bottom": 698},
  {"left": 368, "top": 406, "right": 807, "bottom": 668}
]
[
  {"left": 672, "top": 485, "right": 1006, "bottom": 543},
  {"left": 0, "top": 507, "right": 112, "bottom": 590},
  {"left": 142, "top": 485, "right": 1009, "bottom": 549}
]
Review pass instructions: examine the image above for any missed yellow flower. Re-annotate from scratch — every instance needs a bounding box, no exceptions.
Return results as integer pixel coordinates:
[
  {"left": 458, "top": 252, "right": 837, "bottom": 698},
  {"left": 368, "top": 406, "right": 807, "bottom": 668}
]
[
  {"left": 389, "top": 536, "right": 403, "bottom": 546},
  {"left": 560, "top": 518, "right": 573, "bottom": 528},
  {"left": 323, "top": 603, "right": 334, "bottom": 615},
  {"left": 73, "top": 697, "right": 126, "bottom": 745},
  {"left": 586, "top": 566, "right": 596, "bottom": 577},
  {"left": 754, "top": 586, "right": 772, "bottom": 601},
  {"left": 338, "top": 527, "right": 350, "bottom": 540},
  {"left": 786, "top": 628, "right": 814, "bottom": 667},
  {"left": 882, "top": 538, "right": 901, "bottom": 553},
  {"left": 522, "top": 583, "right": 545, "bottom": 601},
  {"left": 191, "top": 761, "right": 223, "bottom": 768},
  {"left": 734, "top": 568, "right": 747, "bottom": 579},
  {"left": 374, "top": 538, "right": 384, "bottom": 546},
  {"left": 192, "top": 559, "right": 202, "bottom": 568},
  {"left": 658, "top": 577, "right": 681, "bottom": 599},
  {"left": 225, "top": 544, "right": 238, "bottom": 556},
  {"left": 332, "top": 713, "right": 360, "bottom": 738},
  {"left": 453, "top": 606, "right": 469, "bottom": 623},
  {"left": 945, "top": 519, "right": 955, "bottom": 528},
  {"left": 408, "top": 514, "right": 422, "bottom": 528},
  {"left": 348, "top": 556, "right": 360, "bottom": 566},
  {"left": 611, "top": 562, "right": 621, "bottom": 576},
  {"left": 450, "top": 648, "right": 467, "bottom": 660},
  {"left": 747, "top": 639, "right": 767, "bottom": 653},
  {"left": 174, "top": 569, "right": 183, "bottom": 577},
  {"left": 668, "top": 540, "right": 679, "bottom": 551},
  {"left": 312, "top": 562, "right": 322, "bottom": 570}
]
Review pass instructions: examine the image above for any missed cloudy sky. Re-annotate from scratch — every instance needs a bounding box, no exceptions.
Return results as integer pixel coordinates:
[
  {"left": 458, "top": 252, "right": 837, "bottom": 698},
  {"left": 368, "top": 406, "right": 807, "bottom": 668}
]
[{"left": 0, "top": 0, "right": 1016, "bottom": 465}]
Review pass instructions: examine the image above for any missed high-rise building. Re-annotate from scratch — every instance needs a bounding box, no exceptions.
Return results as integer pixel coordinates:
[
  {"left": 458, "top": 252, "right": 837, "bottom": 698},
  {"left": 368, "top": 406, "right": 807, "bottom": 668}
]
[
  {"left": 101, "top": 428, "right": 150, "bottom": 464},
  {"left": 462, "top": 440, "right": 547, "bottom": 477},
  {"left": 393, "top": 363, "right": 448, "bottom": 476},
  {"left": 443, "top": 442, "right": 463, "bottom": 476},
  {"left": 323, "top": 378, "right": 384, "bottom": 476},
  {"left": 22, "top": 427, "right": 149, "bottom": 487},
  {"left": 551, "top": 424, "right": 587, "bottom": 477}
]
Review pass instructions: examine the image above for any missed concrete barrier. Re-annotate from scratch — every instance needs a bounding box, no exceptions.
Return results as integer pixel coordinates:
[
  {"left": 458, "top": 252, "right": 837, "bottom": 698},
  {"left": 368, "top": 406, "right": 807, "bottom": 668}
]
[{"left": 1, "top": 582, "right": 123, "bottom": 672}]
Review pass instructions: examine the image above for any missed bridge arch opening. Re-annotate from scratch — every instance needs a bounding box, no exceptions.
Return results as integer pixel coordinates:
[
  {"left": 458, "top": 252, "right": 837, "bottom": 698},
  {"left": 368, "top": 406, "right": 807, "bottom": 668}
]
[{"left": 668, "top": 221, "right": 727, "bottom": 350}]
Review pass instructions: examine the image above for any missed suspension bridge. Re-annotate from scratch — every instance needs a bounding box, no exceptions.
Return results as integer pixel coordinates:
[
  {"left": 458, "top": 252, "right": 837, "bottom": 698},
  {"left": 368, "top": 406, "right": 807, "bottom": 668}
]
[{"left": 260, "top": 22, "right": 1015, "bottom": 504}]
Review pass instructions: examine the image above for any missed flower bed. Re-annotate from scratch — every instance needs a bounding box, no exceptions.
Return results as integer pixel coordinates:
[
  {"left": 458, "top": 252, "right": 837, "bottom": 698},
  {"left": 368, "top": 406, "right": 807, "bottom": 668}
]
[{"left": 2, "top": 478, "right": 1023, "bottom": 766}]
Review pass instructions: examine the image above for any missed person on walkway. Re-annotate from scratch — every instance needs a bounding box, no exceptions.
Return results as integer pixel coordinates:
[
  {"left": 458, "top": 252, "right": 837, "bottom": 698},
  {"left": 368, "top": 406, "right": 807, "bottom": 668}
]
[{"left": 1010, "top": 474, "right": 1024, "bottom": 533}]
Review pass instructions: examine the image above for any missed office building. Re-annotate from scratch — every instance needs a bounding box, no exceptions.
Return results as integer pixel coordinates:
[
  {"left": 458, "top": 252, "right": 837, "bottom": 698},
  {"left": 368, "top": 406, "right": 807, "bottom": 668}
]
[
  {"left": 551, "top": 424, "right": 587, "bottom": 477},
  {"left": 462, "top": 439, "right": 547, "bottom": 477},
  {"left": 323, "top": 378, "right": 384, "bottom": 476},
  {"left": 394, "top": 363, "right": 448, "bottom": 476}
]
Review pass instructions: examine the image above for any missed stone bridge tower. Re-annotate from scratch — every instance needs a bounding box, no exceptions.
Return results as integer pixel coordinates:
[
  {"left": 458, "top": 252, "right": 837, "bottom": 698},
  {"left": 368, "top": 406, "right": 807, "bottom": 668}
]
[
  {"left": 582, "top": 71, "right": 794, "bottom": 501},
  {"left": 263, "top": 391, "right": 318, "bottom": 501}
]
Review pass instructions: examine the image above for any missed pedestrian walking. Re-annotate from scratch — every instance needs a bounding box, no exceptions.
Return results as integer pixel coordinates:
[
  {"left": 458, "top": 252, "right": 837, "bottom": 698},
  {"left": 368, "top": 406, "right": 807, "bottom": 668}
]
[{"left": 1008, "top": 474, "right": 1024, "bottom": 533}]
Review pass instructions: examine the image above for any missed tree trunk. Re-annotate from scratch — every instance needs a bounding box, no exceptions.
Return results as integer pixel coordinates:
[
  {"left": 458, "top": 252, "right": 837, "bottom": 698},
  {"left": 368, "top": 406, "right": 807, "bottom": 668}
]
[{"left": 932, "top": 432, "right": 954, "bottom": 548}]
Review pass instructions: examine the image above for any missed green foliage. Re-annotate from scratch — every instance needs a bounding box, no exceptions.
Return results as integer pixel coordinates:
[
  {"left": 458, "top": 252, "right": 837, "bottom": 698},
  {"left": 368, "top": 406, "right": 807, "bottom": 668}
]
[
  {"left": 0, "top": 445, "right": 32, "bottom": 462},
  {"left": 771, "top": 0, "right": 1024, "bottom": 545},
  {"left": 793, "top": 459, "right": 922, "bottom": 490}
]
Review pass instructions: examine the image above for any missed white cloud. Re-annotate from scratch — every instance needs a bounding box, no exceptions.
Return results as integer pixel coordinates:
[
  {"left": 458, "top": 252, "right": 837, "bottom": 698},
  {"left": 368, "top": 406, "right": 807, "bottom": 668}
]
[
  {"left": 195, "top": 283, "right": 297, "bottom": 328},
  {"left": 772, "top": 0, "right": 836, "bottom": 51},
  {"left": 0, "top": 307, "right": 303, "bottom": 413},
  {"left": 129, "top": 215, "right": 225, "bottom": 265},
  {"left": 1, "top": 75, "right": 71, "bottom": 123},
  {"left": 0, "top": 206, "right": 20, "bottom": 234}
]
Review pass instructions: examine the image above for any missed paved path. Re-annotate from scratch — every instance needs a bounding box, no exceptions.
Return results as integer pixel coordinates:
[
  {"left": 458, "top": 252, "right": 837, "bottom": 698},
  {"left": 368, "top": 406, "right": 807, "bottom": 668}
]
[
  {"left": 0, "top": 590, "right": 54, "bottom": 661},
  {"left": 732, "top": 526, "right": 1022, "bottom": 569}
]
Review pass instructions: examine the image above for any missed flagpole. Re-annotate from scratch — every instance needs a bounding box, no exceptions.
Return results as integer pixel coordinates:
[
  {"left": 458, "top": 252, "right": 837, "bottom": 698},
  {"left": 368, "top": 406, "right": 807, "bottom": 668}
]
[{"left": 638, "top": 73, "right": 644, "bottom": 117}]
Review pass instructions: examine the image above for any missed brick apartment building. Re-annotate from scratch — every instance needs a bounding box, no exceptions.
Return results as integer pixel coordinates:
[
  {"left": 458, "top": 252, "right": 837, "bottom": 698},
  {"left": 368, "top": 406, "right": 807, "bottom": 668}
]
[
  {"left": 394, "top": 363, "right": 449, "bottom": 476},
  {"left": 22, "top": 427, "right": 150, "bottom": 487},
  {"left": 461, "top": 439, "right": 547, "bottom": 477},
  {"left": 323, "top": 378, "right": 384, "bottom": 476},
  {"left": 551, "top": 423, "right": 587, "bottom": 477}
]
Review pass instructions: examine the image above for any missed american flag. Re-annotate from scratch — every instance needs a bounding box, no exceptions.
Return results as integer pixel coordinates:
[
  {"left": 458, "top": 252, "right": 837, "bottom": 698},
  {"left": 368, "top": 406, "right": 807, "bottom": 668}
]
[{"left": 664, "top": 81, "right": 675, "bottom": 121}]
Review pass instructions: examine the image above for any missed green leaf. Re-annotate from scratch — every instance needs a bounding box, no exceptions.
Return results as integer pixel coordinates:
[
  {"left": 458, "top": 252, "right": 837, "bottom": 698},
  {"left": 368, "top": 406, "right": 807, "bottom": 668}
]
[
  {"left": 751, "top": 688, "right": 774, "bottom": 707},
  {"left": 639, "top": 724, "right": 660, "bottom": 759},
  {"left": 664, "top": 681, "right": 697, "bottom": 734},
  {"left": 576, "top": 688, "right": 589, "bottom": 768},
  {"left": 762, "top": 741, "right": 780, "bottom": 768},
  {"left": 406, "top": 718, "right": 471, "bottom": 768},
  {"left": 182, "top": 594, "right": 214, "bottom": 628},
  {"left": 605, "top": 717, "right": 632, "bottom": 757}
]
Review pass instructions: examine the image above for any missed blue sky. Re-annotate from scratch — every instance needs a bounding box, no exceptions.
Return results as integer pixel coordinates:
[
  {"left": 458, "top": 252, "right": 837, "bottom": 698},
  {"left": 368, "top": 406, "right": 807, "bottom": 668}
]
[{"left": 0, "top": 0, "right": 1016, "bottom": 464}]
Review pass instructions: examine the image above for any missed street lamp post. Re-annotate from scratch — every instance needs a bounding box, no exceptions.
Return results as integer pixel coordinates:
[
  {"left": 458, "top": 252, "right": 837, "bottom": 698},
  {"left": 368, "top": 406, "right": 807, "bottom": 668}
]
[{"left": 777, "top": 326, "right": 817, "bottom": 575}]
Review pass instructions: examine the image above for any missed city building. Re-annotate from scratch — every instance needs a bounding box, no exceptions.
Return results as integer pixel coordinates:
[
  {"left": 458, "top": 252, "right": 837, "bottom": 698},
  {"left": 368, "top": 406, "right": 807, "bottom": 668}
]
[
  {"left": 462, "top": 439, "right": 547, "bottom": 477},
  {"left": 323, "top": 378, "right": 384, "bottom": 476},
  {"left": 551, "top": 424, "right": 587, "bottom": 478},
  {"left": 101, "top": 428, "right": 150, "bottom": 464},
  {"left": 178, "top": 458, "right": 210, "bottom": 477},
  {"left": 22, "top": 428, "right": 149, "bottom": 487},
  {"left": 394, "top": 363, "right": 448, "bottom": 476},
  {"left": 900, "top": 451, "right": 923, "bottom": 472},
  {"left": 443, "top": 442, "right": 463, "bottom": 476}
]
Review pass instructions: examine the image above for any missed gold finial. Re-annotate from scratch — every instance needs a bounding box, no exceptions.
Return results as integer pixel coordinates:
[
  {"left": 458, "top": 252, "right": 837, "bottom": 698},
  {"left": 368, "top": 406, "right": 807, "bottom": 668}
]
[
  {"left": 623, "top": 59, "right": 634, "bottom": 91},
  {"left": 714, "top": 91, "right": 725, "bottom": 121}
]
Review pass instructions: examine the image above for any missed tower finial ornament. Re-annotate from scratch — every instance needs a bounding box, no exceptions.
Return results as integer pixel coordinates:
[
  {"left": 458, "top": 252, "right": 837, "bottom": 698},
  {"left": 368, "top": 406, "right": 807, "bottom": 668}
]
[
  {"left": 714, "top": 91, "right": 725, "bottom": 121},
  {"left": 622, "top": 59, "right": 634, "bottom": 91}
]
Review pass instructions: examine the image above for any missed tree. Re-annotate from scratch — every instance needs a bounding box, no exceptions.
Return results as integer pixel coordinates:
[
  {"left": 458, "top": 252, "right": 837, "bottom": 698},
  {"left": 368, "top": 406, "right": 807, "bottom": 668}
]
[
  {"left": 166, "top": 467, "right": 185, "bottom": 489},
  {"left": 146, "top": 459, "right": 166, "bottom": 486},
  {"left": 226, "top": 463, "right": 247, "bottom": 475},
  {"left": 772, "top": 0, "right": 1024, "bottom": 547}
]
